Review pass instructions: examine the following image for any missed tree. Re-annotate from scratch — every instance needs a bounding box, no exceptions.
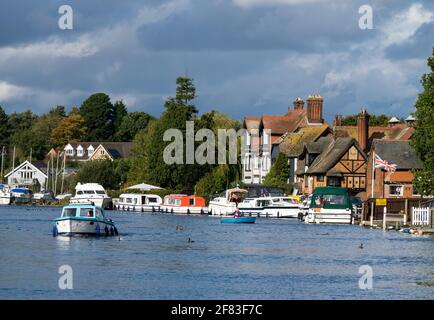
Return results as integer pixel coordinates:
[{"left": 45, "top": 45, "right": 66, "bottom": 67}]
[
  {"left": 79, "top": 93, "right": 114, "bottom": 141},
  {"left": 411, "top": 46, "right": 434, "bottom": 196},
  {"left": 51, "top": 112, "right": 88, "bottom": 147},
  {"left": 112, "top": 100, "right": 128, "bottom": 137},
  {"left": 0, "top": 106, "right": 8, "bottom": 147},
  {"left": 263, "top": 153, "right": 292, "bottom": 194},
  {"left": 76, "top": 160, "right": 120, "bottom": 190},
  {"left": 114, "top": 111, "right": 153, "bottom": 141}
]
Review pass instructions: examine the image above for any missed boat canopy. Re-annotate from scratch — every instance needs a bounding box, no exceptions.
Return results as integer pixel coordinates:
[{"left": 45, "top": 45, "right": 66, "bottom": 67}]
[{"left": 310, "top": 187, "right": 351, "bottom": 209}]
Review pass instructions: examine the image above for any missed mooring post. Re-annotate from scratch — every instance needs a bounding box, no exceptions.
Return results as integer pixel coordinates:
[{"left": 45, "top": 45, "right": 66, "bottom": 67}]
[
  {"left": 383, "top": 206, "right": 387, "bottom": 231},
  {"left": 370, "top": 201, "right": 374, "bottom": 227}
]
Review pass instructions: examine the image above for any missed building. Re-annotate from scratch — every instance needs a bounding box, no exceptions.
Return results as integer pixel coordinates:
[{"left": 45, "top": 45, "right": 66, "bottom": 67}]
[
  {"left": 63, "top": 142, "right": 133, "bottom": 161},
  {"left": 366, "top": 140, "right": 423, "bottom": 199},
  {"left": 242, "top": 95, "right": 327, "bottom": 184},
  {"left": 5, "top": 160, "right": 48, "bottom": 191}
]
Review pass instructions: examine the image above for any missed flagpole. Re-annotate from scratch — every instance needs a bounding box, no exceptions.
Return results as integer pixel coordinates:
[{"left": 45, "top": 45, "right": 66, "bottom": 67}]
[{"left": 371, "top": 150, "right": 375, "bottom": 199}]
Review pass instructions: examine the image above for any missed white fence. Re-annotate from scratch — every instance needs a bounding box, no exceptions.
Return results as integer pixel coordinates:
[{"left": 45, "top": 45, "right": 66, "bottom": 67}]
[{"left": 412, "top": 207, "right": 432, "bottom": 226}]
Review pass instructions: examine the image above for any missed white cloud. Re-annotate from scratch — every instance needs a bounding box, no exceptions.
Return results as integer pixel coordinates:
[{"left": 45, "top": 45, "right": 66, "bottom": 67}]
[
  {"left": 0, "top": 81, "right": 30, "bottom": 100},
  {"left": 380, "top": 3, "right": 434, "bottom": 47},
  {"left": 233, "top": 0, "right": 332, "bottom": 7}
]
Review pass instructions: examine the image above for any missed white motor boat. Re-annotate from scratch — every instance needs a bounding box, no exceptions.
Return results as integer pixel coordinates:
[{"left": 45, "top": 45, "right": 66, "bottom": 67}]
[
  {"left": 70, "top": 183, "right": 112, "bottom": 209},
  {"left": 115, "top": 193, "right": 162, "bottom": 212},
  {"left": 208, "top": 188, "right": 248, "bottom": 216},
  {"left": 10, "top": 187, "right": 33, "bottom": 204},
  {"left": 238, "top": 196, "right": 301, "bottom": 218},
  {"left": 305, "top": 187, "right": 353, "bottom": 224},
  {"left": 53, "top": 203, "right": 118, "bottom": 236},
  {"left": 0, "top": 184, "right": 12, "bottom": 205}
]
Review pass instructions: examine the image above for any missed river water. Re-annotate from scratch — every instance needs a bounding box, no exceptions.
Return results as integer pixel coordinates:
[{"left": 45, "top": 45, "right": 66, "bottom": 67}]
[{"left": 0, "top": 205, "right": 433, "bottom": 299}]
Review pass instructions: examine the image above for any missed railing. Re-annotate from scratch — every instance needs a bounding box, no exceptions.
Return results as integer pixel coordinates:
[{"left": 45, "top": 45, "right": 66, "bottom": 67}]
[{"left": 412, "top": 207, "right": 432, "bottom": 226}]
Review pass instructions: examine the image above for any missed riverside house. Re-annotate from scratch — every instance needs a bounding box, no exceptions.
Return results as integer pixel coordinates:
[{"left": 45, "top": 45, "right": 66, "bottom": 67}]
[
  {"left": 63, "top": 142, "right": 132, "bottom": 161},
  {"left": 4, "top": 160, "right": 48, "bottom": 192},
  {"left": 242, "top": 95, "right": 328, "bottom": 184}
]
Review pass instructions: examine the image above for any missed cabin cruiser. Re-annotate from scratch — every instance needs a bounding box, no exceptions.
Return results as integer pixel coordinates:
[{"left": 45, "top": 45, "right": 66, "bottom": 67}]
[
  {"left": 208, "top": 188, "right": 248, "bottom": 216},
  {"left": 70, "top": 183, "right": 112, "bottom": 209},
  {"left": 10, "top": 187, "right": 33, "bottom": 204},
  {"left": 238, "top": 196, "right": 301, "bottom": 218},
  {"left": 53, "top": 203, "right": 118, "bottom": 236},
  {"left": 115, "top": 193, "right": 162, "bottom": 212},
  {"left": 160, "top": 194, "right": 208, "bottom": 214},
  {"left": 0, "top": 184, "right": 12, "bottom": 205},
  {"left": 305, "top": 187, "right": 353, "bottom": 224}
]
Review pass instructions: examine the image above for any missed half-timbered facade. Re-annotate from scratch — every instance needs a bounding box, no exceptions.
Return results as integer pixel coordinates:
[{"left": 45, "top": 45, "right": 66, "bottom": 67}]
[{"left": 298, "top": 137, "right": 367, "bottom": 195}]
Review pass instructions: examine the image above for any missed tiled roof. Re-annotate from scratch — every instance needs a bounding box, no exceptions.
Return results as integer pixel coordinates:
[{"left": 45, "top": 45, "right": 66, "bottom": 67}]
[
  {"left": 279, "top": 125, "right": 331, "bottom": 157},
  {"left": 306, "top": 137, "right": 366, "bottom": 174},
  {"left": 373, "top": 140, "right": 422, "bottom": 170},
  {"left": 65, "top": 141, "right": 132, "bottom": 160}
]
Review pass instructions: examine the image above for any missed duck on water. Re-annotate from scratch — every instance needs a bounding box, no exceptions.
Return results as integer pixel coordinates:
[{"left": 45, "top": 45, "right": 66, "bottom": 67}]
[{"left": 53, "top": 203, "right": 118, "bottom": 237}]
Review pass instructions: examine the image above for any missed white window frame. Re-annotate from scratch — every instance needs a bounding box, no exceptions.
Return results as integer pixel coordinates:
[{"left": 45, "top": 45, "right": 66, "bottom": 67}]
[{"left": 388, "top": 184, "right": 404, "bottom": 197}]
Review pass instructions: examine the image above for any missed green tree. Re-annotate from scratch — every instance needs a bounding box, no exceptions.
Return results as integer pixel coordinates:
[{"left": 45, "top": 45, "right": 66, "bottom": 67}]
[
  {"left": 411, "top": 47, "right": 434, "bottom": 195},
  {"left": 0, "top": 106, "right": 9, "bottom": 147},
  {"left": 76, "top": 160, "right": 120, "bottom": 190},
  {"left": 112, "top": 100, "right": 128, "bottom": 137},
  {"left": 114, "top": 112, "right": 153, "bottom": 141},
  {"left": 79, "top": 93, "right": 114, "bottom": 141},
  {"left": 263, "top": 153, "right": 292, "bottom": 193}
]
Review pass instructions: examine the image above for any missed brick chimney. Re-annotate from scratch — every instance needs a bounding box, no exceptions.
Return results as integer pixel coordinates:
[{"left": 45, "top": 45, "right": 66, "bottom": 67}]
[
  {"left": 293, "top": 97, "right": 305, "bottom": 110},
  {"left": 357, "top": 109, "right": 370, "bottom": 151},
  {"left": 307, "top": 95, "right": 323, "bottom": 123}
]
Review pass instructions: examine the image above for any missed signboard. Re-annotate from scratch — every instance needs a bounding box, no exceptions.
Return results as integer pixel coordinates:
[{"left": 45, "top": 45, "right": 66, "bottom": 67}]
[{"left": 376, "top": 198, "right": 387, "bottom": 206}]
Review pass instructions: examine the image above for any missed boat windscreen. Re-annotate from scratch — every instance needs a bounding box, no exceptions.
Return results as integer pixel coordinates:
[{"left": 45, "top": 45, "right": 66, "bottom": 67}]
[
  {"left": 79, "top": 208, "right": 94, "bottom": 217},
  {"left": 311, "top": 194, "right": 348, "bottom": 209},
  {"left": 63, "top": 208, "right": 77, "bottom": 217},
  {"left": 96, "top": 191, "right": 106, "bottom": 195}
]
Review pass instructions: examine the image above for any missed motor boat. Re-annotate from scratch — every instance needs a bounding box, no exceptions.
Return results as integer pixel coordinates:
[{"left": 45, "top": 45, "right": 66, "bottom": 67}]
[
  {"left": 238, "top": 196, "right": 301, "bottom": 218},
  {"left": 53, "top": 203, "right": 118, "bottom": 236},
  {"left": 305, "top": 187, "right": 353, "bottom": 224},
  {"left": 69, "top": 183, "right": 112, "bottom": 209},
  {"left": 160, "top": 194, "right": 208, "bottom": 214},
  {"left": 10, "top": 187, "right": 33, "bottom": 204},
  {"left": 115, "top": 193, "right": 162, "bottom": 212},
  {"left": 208, "top": 188, "right": 248, "bottom": 216},
  {"left": 0, "top": 184, "right": 11, "bottom": 205}
]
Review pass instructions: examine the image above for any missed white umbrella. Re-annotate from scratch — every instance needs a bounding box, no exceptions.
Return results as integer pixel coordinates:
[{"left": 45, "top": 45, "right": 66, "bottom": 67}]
[{"left": 127, "top": 183, "right": 163, "bottom": 191}]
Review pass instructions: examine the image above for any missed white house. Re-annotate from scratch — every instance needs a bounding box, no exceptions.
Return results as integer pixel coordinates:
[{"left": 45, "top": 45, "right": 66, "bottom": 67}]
[{"left": 5, "top": 160, "right": 48, "bottom": 191}]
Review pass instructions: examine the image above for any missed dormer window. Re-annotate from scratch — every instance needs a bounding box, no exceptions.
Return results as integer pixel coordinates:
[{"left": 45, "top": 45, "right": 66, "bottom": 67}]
[
  {"left": 87, "top": 145, "right": 94, "bottom": 156},
  {"left": 65, "top": 145, "right": 74, "bottom": 156},
  {"left": 76, "top": 145, "right": 83, "bottom": 157}
]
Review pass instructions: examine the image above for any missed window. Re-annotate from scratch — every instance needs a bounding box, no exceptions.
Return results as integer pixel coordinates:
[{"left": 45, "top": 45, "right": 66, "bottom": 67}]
[
  {"left": 189, "top": 198, "right": 195, "bottom": 206},
  {"left": 63, "top": 208, "right": 77, "bottom": 217},
  {"left": 95, "top": 208, "right": 104, "bottom": 220},
  {"left": 317, "top": 175, "right": 324, "bottom": 182},
  {"left": 100, "top": 149, "right": 105, "bottom": 155},
  {"left": 65, "top": 147, "right": 74, "bottom": 156},
  {"left": 148, "top": 197, "right": 158, "bottom": 203},
  {"left": 79, "top": 208, "right": 94, "bottom": 217},
  {"left": 77, "top": 147, "right": 83, "bottom": 157},
  {"left": 389, "top": 184, "right": 403, "bottom": 197},
  {"left": 312, "top": 194, "right": 346, "bottom": 208},
  {"left": 246, "top": 132, "right": 251, "bottom": 146},
  {"left": 263, "top": 131, "right": 269, "bottom": 145},
  {"left": 327, "top": 177, "right": 341, "bottom": 187},
  {"left": 87, "top": 146, "right": 94, "bottom": 155}
]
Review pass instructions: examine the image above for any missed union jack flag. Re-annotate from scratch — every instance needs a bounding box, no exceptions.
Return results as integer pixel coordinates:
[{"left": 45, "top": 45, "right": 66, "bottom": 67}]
[{"left": 374, "top": 154, "right": 397, "bottom": 173}]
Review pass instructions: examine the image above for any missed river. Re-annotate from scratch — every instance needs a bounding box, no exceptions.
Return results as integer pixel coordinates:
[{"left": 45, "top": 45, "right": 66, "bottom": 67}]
[{"left": 0, "top": 205, "right": 433, "bottom": 299}]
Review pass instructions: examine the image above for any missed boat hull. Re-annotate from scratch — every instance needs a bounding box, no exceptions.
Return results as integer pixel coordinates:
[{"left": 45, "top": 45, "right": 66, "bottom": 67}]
[
  {"left": 0, "top": 195, "right": 11, "bottom": 205},
  {"left": 306, "top": 209, "right": 353, "bottom": 224},
  {"left": 55, "top": 218, "right": 116, "bottom": 236},
  {"left": 220, "top": 217, "right": 256, "bottom": 224},
  {"left": 70, "top": 196, "right": 112, "bottom": 209},
  {"left": 160, "top": 205, "right": 208, "bottom": 215},
  {"left": 238, "top": 207, "right": 300, "bottom": 218},
  {"left": 115, "top": 204, "right": 160, "bottom": 212}
]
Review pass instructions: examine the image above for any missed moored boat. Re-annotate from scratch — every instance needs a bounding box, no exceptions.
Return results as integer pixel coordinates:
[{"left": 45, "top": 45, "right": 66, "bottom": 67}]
[
  {"left": 70, "top": 183, "right": 112, "bottom": 209},
  {"left": 0, "top": 184, "right": 12, "bottom": 205},
  {"left": 238, "top": 196, "right": 301, "bottom": 218},
  {"left": 220, "top": 216, "right": 256, "bottom": 224},
  {"left": 53, "top": 203, "right": 118, "bottom": 236},
  {"left": 115, "top": 193, "right": 162, "bottom": 212},
  {"left": 209, "top": 188, "right": 248, "bottom": 216},
  {"left": 305, "top": 187, "right": 353, "bottom": 224},
  {"left": 160, "top": 194, "right": 208, "bottom": 215},
  {"left": 10, "top": 187, "right": 33, "bottom": 204}
]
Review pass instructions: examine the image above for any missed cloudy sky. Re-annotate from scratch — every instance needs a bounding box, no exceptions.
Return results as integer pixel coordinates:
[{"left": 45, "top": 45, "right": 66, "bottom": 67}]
[{"left": 0, "top": 0, "right": 433, "bottom": 121}]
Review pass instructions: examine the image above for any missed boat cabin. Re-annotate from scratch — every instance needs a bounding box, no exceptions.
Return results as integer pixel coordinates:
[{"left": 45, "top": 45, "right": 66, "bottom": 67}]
[
  {"left": 310, "top": 187, "right": 351, "bottom": 210},
  {"left": 118, "top": 193, "right": 162, "bottom": 206},
  {"left": 163, "top": 194, "right": 206, "bottom": 207},
  {"left": 61, "top": 204, "right": 105, "bottom": 220}
]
